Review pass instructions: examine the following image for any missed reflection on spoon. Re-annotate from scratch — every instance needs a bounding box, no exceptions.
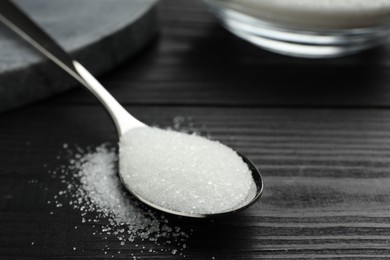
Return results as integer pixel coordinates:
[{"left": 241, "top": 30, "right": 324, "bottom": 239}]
[{"left": 0, "top": 0, "right": 263, "bottom": 218}]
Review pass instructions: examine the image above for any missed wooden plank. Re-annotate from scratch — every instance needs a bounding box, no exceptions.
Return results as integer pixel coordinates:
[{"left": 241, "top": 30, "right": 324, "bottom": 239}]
[
  {"left": 1, "top": 105, "right": 390, "bottom": 258},
  {"left": 2, "top": 0, "right": 390, "bottom": 259}
]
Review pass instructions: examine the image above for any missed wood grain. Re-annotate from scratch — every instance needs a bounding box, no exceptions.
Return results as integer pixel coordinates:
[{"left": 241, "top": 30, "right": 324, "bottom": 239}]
[
  {"left": 1, "top": 0, "right": 390, "bottom": 259},
  {"left": 1, "top": 105, "right": 390, "bottom": 258}
]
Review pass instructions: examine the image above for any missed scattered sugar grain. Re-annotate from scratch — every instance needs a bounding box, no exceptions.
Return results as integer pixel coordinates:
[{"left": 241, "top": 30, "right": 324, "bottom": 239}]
[
  {"left": 119, "top": 127, "right": 254, "bottom": 214},
  {"left": 50, "top": 144, "right": 189, "bottom": 256}
]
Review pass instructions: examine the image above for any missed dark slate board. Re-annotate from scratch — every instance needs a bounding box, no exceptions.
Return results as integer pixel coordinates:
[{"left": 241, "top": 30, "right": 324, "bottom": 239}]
[{"left": 0, "top": 0, "right": 157, "bottom": 112}]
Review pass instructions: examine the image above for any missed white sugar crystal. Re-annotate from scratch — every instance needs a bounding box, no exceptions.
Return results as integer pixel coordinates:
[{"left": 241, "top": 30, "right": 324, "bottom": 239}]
[
  {"left": 119, "top": 127, "right": 254, "bottom": 214},
  {"left": 51, "top": 143, "right": 189, "bottom": 255}
]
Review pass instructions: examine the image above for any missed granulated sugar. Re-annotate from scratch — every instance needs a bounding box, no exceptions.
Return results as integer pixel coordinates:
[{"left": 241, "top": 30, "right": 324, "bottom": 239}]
[
  {"left": 119, "top": 127, "right": 254, "bottom": 215},
  {"left": 51, "top": 144, "right": 189, "bottom": 257},
  {"left": 49, "top": 117, "right": 243, "bottom": 257}
]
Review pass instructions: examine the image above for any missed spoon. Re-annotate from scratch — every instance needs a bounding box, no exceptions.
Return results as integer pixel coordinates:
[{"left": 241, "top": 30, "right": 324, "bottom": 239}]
[{"left": 0, "top": 0, "right": 263, "bottom": 218}]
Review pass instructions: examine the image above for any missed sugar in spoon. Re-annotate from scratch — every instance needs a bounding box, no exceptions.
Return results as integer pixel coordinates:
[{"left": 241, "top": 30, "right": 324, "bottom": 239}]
[{"left": 0, "top": 0, "right": 263, "bottom": 218}]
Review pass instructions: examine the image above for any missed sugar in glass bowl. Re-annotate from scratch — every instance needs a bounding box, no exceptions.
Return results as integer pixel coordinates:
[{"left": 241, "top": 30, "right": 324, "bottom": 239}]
[{"left": 203, "top": 0, "right": 390, "bottom": 58}]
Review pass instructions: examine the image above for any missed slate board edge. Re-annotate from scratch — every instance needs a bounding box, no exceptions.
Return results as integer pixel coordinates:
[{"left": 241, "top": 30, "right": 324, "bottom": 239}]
[{"left": 0, "top": 1, "right": 158, "bottom": 113}]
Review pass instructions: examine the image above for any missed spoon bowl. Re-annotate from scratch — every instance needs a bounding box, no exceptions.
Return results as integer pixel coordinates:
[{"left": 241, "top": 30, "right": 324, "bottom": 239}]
[
  {"left": 0, "top": 0, "right": 263, "bottom": 218},
  {"left": 120, "top": 152, "right": 263, "bottom": 218}
]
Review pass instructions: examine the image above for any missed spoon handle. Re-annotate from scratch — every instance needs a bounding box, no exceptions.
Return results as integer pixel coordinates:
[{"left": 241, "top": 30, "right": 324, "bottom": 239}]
[{"left": 0, "top": 0, "right": 145, "bottom": 135}]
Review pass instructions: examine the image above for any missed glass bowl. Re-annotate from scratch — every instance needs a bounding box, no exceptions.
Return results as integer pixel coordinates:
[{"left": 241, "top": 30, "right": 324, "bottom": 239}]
[{"left": 204, "top": 0, "right": 390, "bottom": 58}]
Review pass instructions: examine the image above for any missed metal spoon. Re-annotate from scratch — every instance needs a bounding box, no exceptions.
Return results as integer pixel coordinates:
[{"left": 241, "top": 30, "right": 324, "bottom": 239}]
[{"left": 0, "top": 0, "right": 263, "bottom": 218}]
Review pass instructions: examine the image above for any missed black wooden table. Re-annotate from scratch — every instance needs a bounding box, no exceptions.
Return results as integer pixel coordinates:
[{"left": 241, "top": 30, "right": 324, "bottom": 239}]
[{"left": 1, "top": 0, "right": 390, "bottom": 259}]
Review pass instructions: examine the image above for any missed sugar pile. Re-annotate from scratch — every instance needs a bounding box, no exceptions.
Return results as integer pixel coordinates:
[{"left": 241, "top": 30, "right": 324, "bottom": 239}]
[
  {"left": 51, "top": 144, "right": 189, "bottom": 257},
  {"left": 49, "top": 116, "right": 244, "bottom": 257},
  {"left": 119, "top": 127, "right": 254, "bottom": 215}
]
